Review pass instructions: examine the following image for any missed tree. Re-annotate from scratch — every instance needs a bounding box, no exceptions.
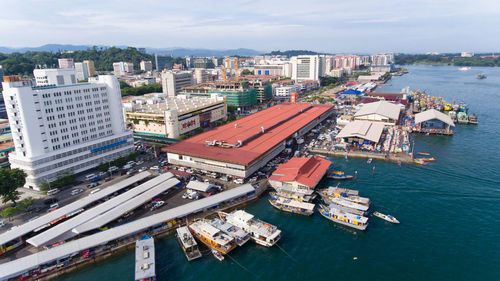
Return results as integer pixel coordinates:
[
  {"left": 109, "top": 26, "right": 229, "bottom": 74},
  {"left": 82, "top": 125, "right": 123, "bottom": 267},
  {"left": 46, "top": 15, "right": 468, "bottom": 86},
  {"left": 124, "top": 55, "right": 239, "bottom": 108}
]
[
  {"left": 0, "top": 207, "right": 19, "bottom": 220},
  {"left": 0, "top": 169, "right": 26, "bottom": 206}
]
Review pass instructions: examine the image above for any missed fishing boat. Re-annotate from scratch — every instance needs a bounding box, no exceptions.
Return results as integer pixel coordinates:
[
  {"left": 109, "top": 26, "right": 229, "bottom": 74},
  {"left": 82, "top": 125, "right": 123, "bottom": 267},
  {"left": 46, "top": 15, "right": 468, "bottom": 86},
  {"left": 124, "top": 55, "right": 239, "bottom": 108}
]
[
  {"left": 457, "top": 112, "right": 468, "bottom": 124},
  {"left": 421, "top": 157, "right": 436, "bottom": 162},
  {"left": 268, "top": 193, "right": 315, "bottom": 216},
  {"left": 414, "top": 159, "right": 428, "bottom": 165},
  {"left": 327, "top": 196, "right": 369, "bottom": 214},
  {"left": 209, "top": 218, "right": 250, "bottom": 246},
  {"left": 373, "top": 211, "right": 400, "bottom": 224},
  {"left": 476, "top": 74, "right": 487, "bottom": 79},
  {"left": 212, "top": 249, "right": 224, "bottom": 261},
  {"left": 135, "top": 235, "right": 156, "bottom": 281},
  {"left": 176, "top": 226, "right": 202, "bottom": 261},
  {"left": 272, "top": 185, "right": 316, "bottom": 202},
  {"left": 218, "top": 210, "right": 281, "bottom": 247},
  {"left": 418, "top": 152, "right": 430, "bottom": 156},
  {"left": 317, "top": 187, "right": 370, "bottom": 207},
  {"left": 327, "top": 171, "right": 353, "bottom": 180},
  {"left": 367, "top": 158, "right": 372, "bottom": 164},
  {"left": 318, "top": 204, "right": 368, "bottom": 231},
  {"left": 468, "top": 113, "right": 478, "bottom": 125},
  {"left": 189, "top": 220, "right": 236, "bottom": 254}
]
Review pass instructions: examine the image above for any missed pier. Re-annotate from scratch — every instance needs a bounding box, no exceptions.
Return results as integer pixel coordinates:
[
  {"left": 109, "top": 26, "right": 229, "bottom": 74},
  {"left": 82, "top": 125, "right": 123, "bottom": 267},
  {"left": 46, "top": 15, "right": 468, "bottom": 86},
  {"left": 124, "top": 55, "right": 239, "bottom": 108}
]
[{"left": 310, "top": 148, "right": 414, "bottom": 164}]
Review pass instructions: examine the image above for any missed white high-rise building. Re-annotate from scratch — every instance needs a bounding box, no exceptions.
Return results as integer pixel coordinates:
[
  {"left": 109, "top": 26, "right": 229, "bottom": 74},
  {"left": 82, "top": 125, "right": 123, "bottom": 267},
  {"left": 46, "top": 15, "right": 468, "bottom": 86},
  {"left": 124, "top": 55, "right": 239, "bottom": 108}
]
[
  {"left": 34, "top": 68, "right": 77, "bottom": 86},
  {"left": 370, "top": 53, "right": 394, "bottom": 66},
  {"left": 291, "top": 55, "right": 323, "bottom": 82},
  {"left": 74, "top": 62, "right": 89, "bottom": 81},
  {"left": 113, "top": 62, "right": 134, "bottom": 76},
  {"left": 161, "top": 70, "right": 194, "bottom": 97},
  {"left": 1, "top": 72, "right": 134, "bottom": 190},
  {"left": 194, "top": 68, "right": 208, "bottom": 84},
  {"left": 140, "top": 60, "right": 153, "bottom": 72},
  {"left": 58, "top": 58, "right": 75, "bottom": 69}
]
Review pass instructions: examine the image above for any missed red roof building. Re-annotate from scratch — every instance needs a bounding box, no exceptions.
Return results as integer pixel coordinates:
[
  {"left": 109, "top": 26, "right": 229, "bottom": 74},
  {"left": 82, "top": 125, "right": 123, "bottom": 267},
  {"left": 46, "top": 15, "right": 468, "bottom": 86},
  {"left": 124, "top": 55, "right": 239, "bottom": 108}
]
[
  {"left": 163, "top": 103, "right": 334, "bottom": 178},
  {"left": 268, "top": 156, "right": 331, "bottom": 189}
]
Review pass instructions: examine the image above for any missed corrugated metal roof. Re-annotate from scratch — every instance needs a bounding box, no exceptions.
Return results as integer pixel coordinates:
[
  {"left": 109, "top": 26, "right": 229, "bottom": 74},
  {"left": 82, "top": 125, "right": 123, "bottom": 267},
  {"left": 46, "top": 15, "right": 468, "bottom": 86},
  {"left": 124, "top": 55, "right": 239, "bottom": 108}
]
[
  {"left": 0, "top": 184, "right": 255, "bottom": 280},
  {"left": 0, "top": 172, "right": 151, "bottom": 247},
  {"left": 26, "top": 173, "right": 174, "bottom": 247},
  {"left": 269, "top": 156, "right": 331, "bottom": 189},
  {"left": 354, "top": 101, "right": 401, "bottom": 120},
  {"left": 336, "top": 121, "right": 385, "bottom": 143},
  {"left": 414, "top": 109, "right": 455, "bottom": 127},
  {"left": 186, "top": 180, "right": 214, "bottom": 192}
]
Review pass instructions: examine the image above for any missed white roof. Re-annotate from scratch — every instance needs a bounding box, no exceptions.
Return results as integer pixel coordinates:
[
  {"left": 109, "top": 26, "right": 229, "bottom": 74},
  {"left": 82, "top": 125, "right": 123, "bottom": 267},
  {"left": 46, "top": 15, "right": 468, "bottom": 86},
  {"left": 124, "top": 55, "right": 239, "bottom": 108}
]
[
  {"left": 336, "top": 121, "right": 385, "bottom": 143},
  {"left": 176, "top": 226, "right": 198, "bottom": 248},
  {"left": 186, "top": 180, "right": 215, "bottom": 193},
  {"left": 233, "top": 210, "right": 254, "bottom": 222},
  {"left": 26, "top": 173, "right": 174, "bottom": 247},
  {"left": 0, "top": 184, "right": 255, "bottom": 280},
  {"left": 73, "top": 178, "right": 180, "bottom": 234},
  {"left": 0, "top": 172, "right": 151, "bottom": 246},
  {"left": 414, "top": 109, "right": 455, "bottom": 127},
  {"left": 275, "top": 197, "right": 315, "bottom": 211},
  {"left": 354, "top": 101, "right": 401, "bottom": 120},
  {"left": 135, "top": 237, "right": 155, "bottom": 280}
]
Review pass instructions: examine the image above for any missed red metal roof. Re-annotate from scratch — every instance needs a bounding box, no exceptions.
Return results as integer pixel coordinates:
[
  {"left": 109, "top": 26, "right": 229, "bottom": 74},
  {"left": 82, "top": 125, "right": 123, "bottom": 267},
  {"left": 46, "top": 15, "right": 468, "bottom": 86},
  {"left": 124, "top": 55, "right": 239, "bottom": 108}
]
[
  {"left": 269, "top": 156, "right": 331, "bottom": 189},
  {"left": 163, "top": 103, "right": 333, "bottom": 166}
]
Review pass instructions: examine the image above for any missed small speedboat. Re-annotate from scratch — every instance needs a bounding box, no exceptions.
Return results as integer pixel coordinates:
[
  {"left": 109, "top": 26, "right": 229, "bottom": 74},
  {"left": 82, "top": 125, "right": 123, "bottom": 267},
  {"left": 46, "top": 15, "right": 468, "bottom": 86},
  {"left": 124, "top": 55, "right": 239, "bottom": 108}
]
[
  {"left": 367, "top": 158, "right": 372, "bottom": 164},
  {"left": 373, "top": 211, "right": 400, "bottom": 224},
  {"left": 422, "top": 157, "right": 436, "bottom": 162},
  {"left": 212, "top": 249, "right": 224, "bottom": 261},
  {"left": 414, "top": 159, "right": 428, "bottom": 165},
  {"left": 418, "top": 152, "right": 430, "bottom": 156},
  {"left": 327, "top": 171, "right": 353, "bottom": 180}
]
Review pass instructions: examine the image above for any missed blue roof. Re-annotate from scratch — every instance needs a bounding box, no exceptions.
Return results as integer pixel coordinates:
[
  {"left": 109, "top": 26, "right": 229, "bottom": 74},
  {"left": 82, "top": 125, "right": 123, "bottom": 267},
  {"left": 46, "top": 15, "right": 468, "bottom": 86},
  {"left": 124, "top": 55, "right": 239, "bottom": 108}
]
[{"left": 340, "top": 89, "right": 365, "bottom": 96}]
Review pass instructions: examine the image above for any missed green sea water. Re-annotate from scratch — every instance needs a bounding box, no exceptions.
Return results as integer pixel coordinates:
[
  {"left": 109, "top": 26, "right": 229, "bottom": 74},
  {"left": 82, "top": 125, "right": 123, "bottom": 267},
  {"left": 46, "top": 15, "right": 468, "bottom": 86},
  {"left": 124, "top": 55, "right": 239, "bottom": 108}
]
[{"left": 56, "top": 65, "right": 500, "bottom": 281}]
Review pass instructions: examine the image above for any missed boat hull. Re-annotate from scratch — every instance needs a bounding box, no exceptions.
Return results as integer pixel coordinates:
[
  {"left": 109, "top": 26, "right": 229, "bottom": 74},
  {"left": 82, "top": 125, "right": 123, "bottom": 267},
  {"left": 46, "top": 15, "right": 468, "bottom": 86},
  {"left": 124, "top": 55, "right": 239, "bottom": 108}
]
[
  {"left": 176, "top": 235, "right": 202, "bottom": 261},
  {"left": 190, "top": 229, "right": 235, "bottom": 255},
  {"left": 268, "top": 198, "right": 314, "bottom": 216},
  {"left": 319, "top": 208, "right": 368, "bottom": 231}
]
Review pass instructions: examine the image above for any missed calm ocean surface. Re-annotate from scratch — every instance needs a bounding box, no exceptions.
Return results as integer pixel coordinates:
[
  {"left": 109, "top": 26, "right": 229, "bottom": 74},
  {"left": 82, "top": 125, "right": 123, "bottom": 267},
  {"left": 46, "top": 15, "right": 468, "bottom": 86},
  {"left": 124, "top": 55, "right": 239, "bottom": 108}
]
[{"left": 57, "top": 65, "right": 500, "bottom": 281}]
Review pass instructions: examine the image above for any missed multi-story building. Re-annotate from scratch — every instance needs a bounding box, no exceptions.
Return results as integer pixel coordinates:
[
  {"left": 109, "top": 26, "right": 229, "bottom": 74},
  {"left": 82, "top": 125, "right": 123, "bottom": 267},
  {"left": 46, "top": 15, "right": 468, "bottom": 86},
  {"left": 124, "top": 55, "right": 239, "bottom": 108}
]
[
  {"left": 161, "top": 70, "right": 194, "bottom": 97},
  {"left": 334, "top": 55, "right": 361, "bottom": 70},
  {"left": 113, "top": 62, "right": 134, "bottom": 76},
  {"left": 193, "top": 58, "right": 215, "bottom": 69},
  {"left": 123, "top": 94, "right": 227, "bottom": 139},
  {"left": 83, "top": 60, "right": 96, "bottom": 76},
  {"left": 182, "top": 82, "right": 258, "bottom": 107},
  {"left": 140, "top": 60, "right": 153, "bottom": 72},
  {"left": 58, "top": 58, "right": 75, "bottom": 69},
  {"left": 155, "top": 54, "right": 173, "bottom": 71},
  {"left": 34, "top": 68, "right": 77, "bottom": 86},
  {"left": 1, "top": 73, "right": 133, "bottom": 190},
  {"left": 242, "top": 77, "right": 273, "bottom": 103},
  {"left": 370, "top": 54, "right": 394, "bottom": 66},
  {"left": 291, "top": 55, "right": 323, "bottom": 82},
  {"left": 194, "top": 68, "right": 209, "bottom": 84},
  {"left": 74, "top": 62, "right": 89, "bottom": 81},
  {"left": 461, "top": 52, "right": 474, "bottom": 58},
  {"left": 275, "top": 85, "right": 302, "bottom": 99}
]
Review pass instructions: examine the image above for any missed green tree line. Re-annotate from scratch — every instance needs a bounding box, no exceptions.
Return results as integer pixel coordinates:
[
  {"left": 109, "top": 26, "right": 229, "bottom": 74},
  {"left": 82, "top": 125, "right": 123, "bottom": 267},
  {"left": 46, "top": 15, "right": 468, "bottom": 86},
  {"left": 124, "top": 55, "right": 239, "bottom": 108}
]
[
  {"left": 119, "top": 81, "right": 162, "bottom": 96},
  {"left": 395, "top": 54, "right": 500, "bottom": 67}
]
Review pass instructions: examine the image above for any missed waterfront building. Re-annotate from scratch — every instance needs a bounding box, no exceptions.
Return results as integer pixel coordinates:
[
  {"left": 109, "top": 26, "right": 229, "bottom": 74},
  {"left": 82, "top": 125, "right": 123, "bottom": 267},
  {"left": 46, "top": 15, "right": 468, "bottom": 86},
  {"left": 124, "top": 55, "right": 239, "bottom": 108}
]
[
  {"left": 370, "top": 53, "right": 394, "bottom": 65},
  {"left": 354, "top": 101, "right": 401, "bottom": 126},
  {"left": 1, "top": 73, "right": 134, "bottom": 190},
  {"left": 155, "top": 54, "right": 173, "bottom": 71},
  {"left": 58, "top": 58, "right": 74, "bottom": 69},
  {"left": 291, "top": 55, "right": 323, "bottom": 82},
  {"left": 414, "top": 109, "right": 455, "bottom": 134},
  {"left": 83, "top": 60, "right": 96, "bottom": 76},
  {"left": 113, "top": 62, "right": 134, "bottom": 76},
  {"left": 269, "top": 156, "right": 331, "bottom": 190},
  {"left": 461, "top": 52, "right": 474, "bottom": 58},
  {"left": 123, "top": 94, "right": 227, "bottom": 139},
  {"left": 140, "top": 60, "right": 153, "bottom": 72},
  {"left": 34, "top": 68, "right": 77, "bottom": 86},
  {"left": 164, "top": 103, "right": 334, "bottom": 178},
  {"left": 336, "top": 120, "right": 385, "bottom": 146},
  {"left": 74, "top": 62, "right": 89, "bottom": 81},
  {"left": 161, "top": 70, "right": 194, "bottom": 97}
]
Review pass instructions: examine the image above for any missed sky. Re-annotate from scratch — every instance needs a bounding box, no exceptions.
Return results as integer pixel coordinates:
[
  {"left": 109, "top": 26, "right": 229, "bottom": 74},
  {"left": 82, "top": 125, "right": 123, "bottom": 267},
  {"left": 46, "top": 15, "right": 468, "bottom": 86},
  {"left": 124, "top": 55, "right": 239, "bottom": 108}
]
[{"left": 1, "top": 0, "right": 499, "bottom": 53}]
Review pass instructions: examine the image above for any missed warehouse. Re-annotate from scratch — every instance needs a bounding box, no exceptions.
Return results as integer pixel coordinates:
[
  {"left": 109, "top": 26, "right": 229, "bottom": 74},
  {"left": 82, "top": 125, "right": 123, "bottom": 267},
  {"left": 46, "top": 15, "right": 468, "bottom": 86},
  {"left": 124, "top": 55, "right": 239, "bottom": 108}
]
[{"left": 164, "top": 103, "right": 334, "bottom": 178}]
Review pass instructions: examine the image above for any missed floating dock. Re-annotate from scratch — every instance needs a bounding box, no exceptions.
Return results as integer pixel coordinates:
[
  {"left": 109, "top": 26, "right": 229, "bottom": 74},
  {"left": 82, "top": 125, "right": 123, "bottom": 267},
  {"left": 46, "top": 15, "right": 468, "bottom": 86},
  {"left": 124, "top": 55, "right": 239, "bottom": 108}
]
[{"left": 135, "top": 235, "right": 156, "bottom": 281}]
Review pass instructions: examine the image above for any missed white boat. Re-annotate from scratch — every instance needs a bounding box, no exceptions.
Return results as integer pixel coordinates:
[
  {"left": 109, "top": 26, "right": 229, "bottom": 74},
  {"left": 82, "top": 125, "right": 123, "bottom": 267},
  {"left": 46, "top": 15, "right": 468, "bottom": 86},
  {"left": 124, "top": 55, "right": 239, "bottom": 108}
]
[
  {"left": 176, "top": 226, "right": 202, "bottom": 261},
  {"left": 268, "top": 193, "right": 315, "bottom": 216},
  {"left": 218, "top": 210, "right": 281, "bottom": 247},
  {"left": 329, "top": 197, "right": 369, "bottom": 213},
  {"left": 208, "top": 218, "right": 250, "bottom": 246},
  {"left": 319, "top": 204, "right": 368, "bottom": 231},
  {"left": 458, "top": 67, "right": 471, "bottom": 71},
  {"left": 318, "top": 187, "right": 370, "bottom": 209},
  {"left": 189, "top": 220, "right": 236, "bottom": 254},
  {"left": 272, "top": 185, "right": 316, "bottom": 202},
  {"left": 367, "top": 158, "right": 372, "bottom": 164},
  {"left": 373, "top": 211, "right": 400, "bottom": 224},
  {"left": 212, "top": 249, "right": 224, "bottom": 261}
]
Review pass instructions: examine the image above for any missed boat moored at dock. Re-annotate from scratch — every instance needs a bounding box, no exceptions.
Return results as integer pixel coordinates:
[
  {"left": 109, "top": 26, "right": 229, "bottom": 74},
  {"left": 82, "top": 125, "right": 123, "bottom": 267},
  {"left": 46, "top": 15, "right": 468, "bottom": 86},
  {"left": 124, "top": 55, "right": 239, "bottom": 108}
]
[
  {"left": 176, "top": 226, "right": 202, "bottom": 261},
  {"left": 319, "top": 204, "right": 369, "bottom": 231},
  {"left": 135, "top": 235, "right": 156, "bottom": 281},
  {"left": 318, "top": 187, "right": 370, "bottom": 207},
  {"left": 327, "top": 171, "right": 353, "bottom": 180},
  {"left": 272, "top": 185, "right": 316, "bottom": 202},
  {"left": 218, "top": 210, "right": 281, "bottom": 247},
  {"left": 208, "top": 218, "right": 251, "bottom": 246},
  {"left": 189, "top": 220, "right": 236, "bottom": 254},
  {"left": 268, "top": 192, "right": 315, "bottom": 216}
]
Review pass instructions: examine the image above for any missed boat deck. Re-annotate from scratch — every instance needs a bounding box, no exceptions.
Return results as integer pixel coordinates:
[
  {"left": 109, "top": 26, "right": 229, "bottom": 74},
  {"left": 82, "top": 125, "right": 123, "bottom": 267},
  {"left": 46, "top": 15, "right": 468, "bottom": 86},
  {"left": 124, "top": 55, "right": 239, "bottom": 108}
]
[
  {"left": 135, "top": 236, "right": 156, "bottom": 281},
  {"left": 176, "top": 226, "right": 202, "bottom": 261}
]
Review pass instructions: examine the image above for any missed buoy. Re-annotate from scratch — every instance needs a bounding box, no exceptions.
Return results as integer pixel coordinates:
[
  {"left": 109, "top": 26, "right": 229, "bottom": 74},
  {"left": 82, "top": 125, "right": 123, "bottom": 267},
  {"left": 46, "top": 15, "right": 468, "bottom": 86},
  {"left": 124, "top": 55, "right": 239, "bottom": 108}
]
[{"left": 353, "top": 257, "right": 358, "bottom": 260}]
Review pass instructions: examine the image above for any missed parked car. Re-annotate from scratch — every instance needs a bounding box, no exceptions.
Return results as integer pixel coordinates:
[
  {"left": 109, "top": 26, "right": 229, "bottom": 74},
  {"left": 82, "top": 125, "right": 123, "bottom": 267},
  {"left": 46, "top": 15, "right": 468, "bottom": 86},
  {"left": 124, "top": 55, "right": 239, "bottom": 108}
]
[
  {"left": 108, "top": 166, "right": 119, "bottom": 173},
  {"left": 138, "top": 167, "right": 147, "bottom": 172},
  {"left": 47, "top": 188, "right": 60, "bottom": 196},
  {"left": 233, "top": 178, "right": 244, "bottom": 184},
  {"left": 48, "top": 203, "right": 59, "bottom": 212},
  {"left": 87, "top": 182, "right": 99, "bottom": 189},
  {"left": 150, "top": 166, "right": 159, "bottom": 170},
  {"left": 71, "top": 188, "right": 84, "bottom": 196},
  {"left": 220, "top": 176, "right": 229, "bottom": 182},
  {"left": 104, "top": 177, "right": 112, "bottom": 182},
  {"left": 0, "top": 221, "right": 5, "bottom": 228},
  {"left": 98, "top": 172, "right": 107, "bottom": 177}
]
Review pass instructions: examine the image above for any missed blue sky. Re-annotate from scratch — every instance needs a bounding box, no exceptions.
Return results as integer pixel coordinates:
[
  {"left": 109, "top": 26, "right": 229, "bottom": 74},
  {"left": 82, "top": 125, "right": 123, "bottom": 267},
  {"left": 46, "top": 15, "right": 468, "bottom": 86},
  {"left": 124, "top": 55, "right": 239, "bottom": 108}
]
[{"left": 1, "top": 0, "right": 498, "bottom": 53}]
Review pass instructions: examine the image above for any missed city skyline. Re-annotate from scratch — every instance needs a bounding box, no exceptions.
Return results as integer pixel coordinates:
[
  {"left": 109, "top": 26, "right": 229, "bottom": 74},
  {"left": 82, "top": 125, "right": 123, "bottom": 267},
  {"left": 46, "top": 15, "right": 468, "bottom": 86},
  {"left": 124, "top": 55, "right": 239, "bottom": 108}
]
[{"left": 1, "top": 0, "right": 499, "bottom": 53}]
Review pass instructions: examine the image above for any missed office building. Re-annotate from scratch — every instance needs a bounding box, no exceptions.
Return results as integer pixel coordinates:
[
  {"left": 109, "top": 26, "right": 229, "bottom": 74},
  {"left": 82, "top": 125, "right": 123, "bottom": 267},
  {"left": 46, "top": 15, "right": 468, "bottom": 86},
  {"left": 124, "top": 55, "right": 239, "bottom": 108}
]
[
  {"left": 123, "top": 94, "right": 227, "bottom": 139},
  {"left": 291, "top": 55, "right": 323, "bottom": 82},
  {"left": 74, "top": 62, "right": 89, "bottom": 81},
  {"left": 34, "top": 68, "right": 77, "bottom": 86},
  {"left": 194, "top": 68, "right": 209, "bottom": 84},
  {"left": 113, "top": 62, "right": 134, "bottom": 76},
  {"left": 83, "top": 60, "right": 96, "bottom": 76},
  {"left": 161, "top": 70, "right": 194, "bottom": 97},
  {"left": 140, "top": 60, "right": 153, "bottom": 72},
  {"left": 58, "top": 58, "right": 75, "bottom": 69},
  {"left": 370, "top": 54, "right": 394, "bottom": 66},
  {"left": 183, "top": 82, "right": 258, "bottom": 107},
  {"left": 1, "top": 73, "right": 133, "bottom": 190},
  {"left": 155, "top": 54, "right": 173, "bottom": 71},
  {"left": 275, "top": 85, "right": 302, "bottom": 99}
]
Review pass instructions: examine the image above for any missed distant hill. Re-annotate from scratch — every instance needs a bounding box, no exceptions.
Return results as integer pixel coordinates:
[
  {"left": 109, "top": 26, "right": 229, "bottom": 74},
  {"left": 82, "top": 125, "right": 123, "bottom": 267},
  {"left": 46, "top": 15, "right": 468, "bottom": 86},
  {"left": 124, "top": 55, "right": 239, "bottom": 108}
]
[
  {"left": 264, "top": 50, "right": 325, "bottom": 57},
  {"left": 0, "top": 44, "right": 263, "bottom": 57}
]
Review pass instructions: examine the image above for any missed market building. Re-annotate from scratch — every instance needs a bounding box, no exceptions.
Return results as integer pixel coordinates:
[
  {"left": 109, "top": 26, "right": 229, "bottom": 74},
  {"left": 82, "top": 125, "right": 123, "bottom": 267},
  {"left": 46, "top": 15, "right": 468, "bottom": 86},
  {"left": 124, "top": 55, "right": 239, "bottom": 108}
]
[
  {"left": 354, "top": 100, "right": 401, "bottom": 126},
  {"left": 268, "top": 156, "right": 331, "bottom": 190}
]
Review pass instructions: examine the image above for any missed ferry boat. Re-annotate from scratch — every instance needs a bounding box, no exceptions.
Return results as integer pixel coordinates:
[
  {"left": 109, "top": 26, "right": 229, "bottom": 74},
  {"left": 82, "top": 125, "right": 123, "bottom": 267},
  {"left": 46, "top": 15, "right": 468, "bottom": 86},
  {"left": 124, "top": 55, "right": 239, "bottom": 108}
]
[
  {"left": 318, "top": 187, "right": 371, "bottom": 208},
  {"left": 272, "top": 185, "right": 316, "bottom": 202},
  {"left": 318, "top": 204, "right": 368, "bottom": 231},
  {"left": 176, "top": 226, "right": 202, "bottom": 261},
  {"left": 326, "top": 196, "right": 369, "bottom": 214},
  {"left": 373, "top": 211, "right": 400, "bottom": 224},
  {"left": 135, "top": 235, "right": 156, "bottom": 281},
  {"left": 468, "top": 113, "right": 478, "bottom": 125},
  {"left": 189, "top": 220, "right": 236, "bottom": 254},
  {"left": 209, "top": 218, "right": 250, "bottom": 246},
  {"left": 218, "top": 210, "right": 281, "bottom": 247},
  {"left": 326, "top": 171, "right": 353, "bottom": 180},
  {"left": 268, "top": 192, "right": 315, "bottom": 216}
]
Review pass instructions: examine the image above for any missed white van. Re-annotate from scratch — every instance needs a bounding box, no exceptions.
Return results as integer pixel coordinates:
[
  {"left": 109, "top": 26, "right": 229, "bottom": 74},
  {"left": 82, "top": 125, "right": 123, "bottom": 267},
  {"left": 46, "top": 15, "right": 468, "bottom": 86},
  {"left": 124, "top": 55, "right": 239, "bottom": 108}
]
[
  {"left": 90, "top": 188, "right": 101, "bottom": 195},
  {"left": 47, "top": 189, "right": 60, "bottom": 195},
  {"left": 85, "top": 174, "right": 97, "bottom": 181}
]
